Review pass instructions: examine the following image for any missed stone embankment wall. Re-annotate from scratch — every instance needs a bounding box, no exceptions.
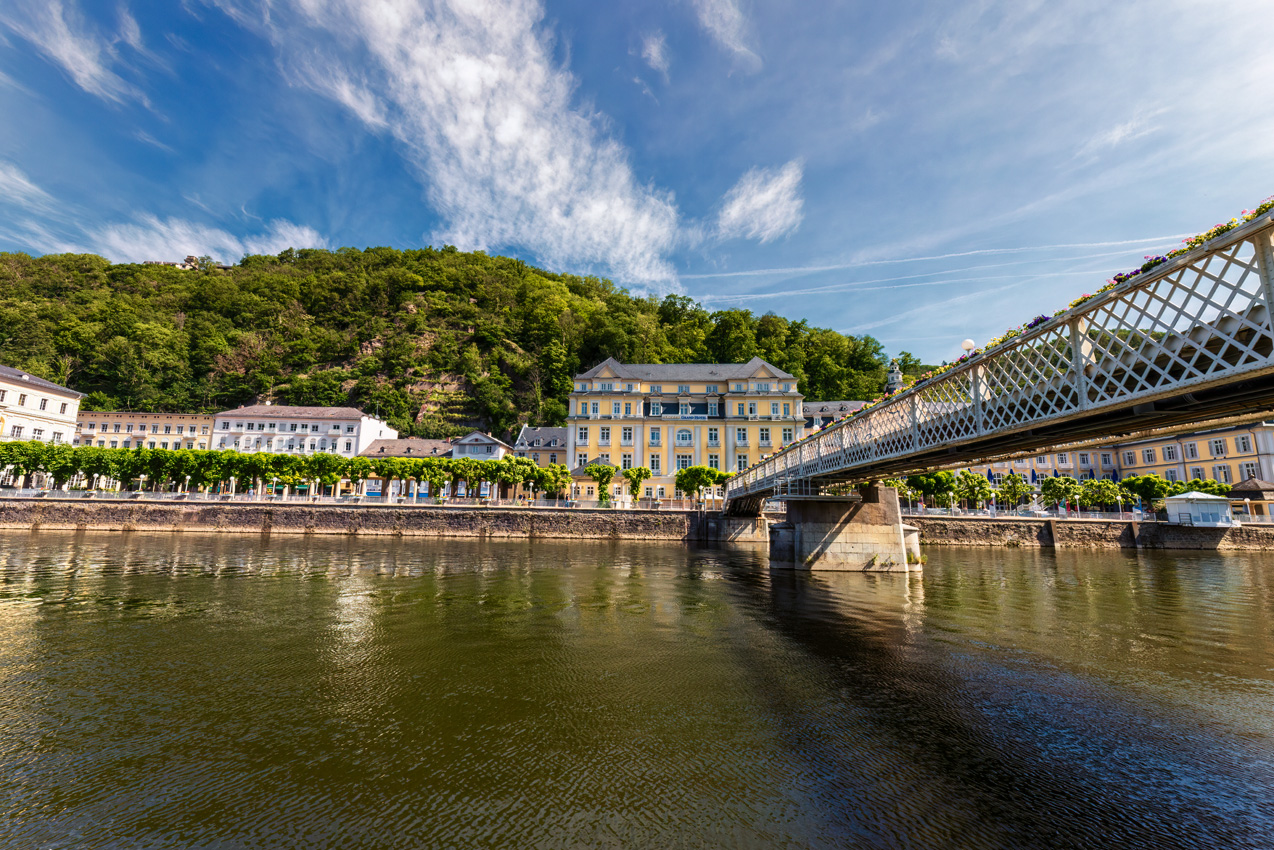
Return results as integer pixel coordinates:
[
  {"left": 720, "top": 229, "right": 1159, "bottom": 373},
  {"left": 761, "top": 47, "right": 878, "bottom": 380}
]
[
  {"left": 910, "top": 515, "right": 1274, "bottom": 550},
  {"left": 0, "top": 498, "right": 770, "bottom": 542}
]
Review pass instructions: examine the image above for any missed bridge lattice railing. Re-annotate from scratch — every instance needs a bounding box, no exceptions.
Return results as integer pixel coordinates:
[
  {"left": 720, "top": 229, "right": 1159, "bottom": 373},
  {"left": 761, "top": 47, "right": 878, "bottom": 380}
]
[{"left": 726, "top": 213, "right": 1274, "bottom": 504}]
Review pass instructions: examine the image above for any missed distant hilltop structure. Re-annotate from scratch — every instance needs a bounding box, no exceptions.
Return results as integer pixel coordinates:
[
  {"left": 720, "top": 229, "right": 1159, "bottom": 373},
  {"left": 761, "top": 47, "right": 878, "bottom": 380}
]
[{"left": 142, "top": 254, "right": 233, "bottom": 271}]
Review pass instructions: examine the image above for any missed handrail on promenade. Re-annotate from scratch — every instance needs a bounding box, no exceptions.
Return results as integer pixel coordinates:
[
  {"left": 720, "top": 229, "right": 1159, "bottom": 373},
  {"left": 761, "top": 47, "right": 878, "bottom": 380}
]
[{"left": 727, "top": 212, "right": 1274, "bottom": 507}]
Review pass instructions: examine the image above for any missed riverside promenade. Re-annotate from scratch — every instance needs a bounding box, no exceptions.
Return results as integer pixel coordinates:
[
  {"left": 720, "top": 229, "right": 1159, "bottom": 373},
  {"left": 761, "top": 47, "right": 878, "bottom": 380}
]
[
  {"left": 0, "top": 496, "right": 769, "bottom": 543},
  {"left": 5, "top": 496, "right": 1274, "bottom": 551}
]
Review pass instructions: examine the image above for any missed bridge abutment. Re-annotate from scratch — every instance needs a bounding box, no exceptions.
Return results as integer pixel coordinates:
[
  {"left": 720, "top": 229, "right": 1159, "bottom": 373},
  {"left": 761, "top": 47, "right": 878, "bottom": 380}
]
[{"left": 770, "top": 485, "right": 918, "bottom": 571}]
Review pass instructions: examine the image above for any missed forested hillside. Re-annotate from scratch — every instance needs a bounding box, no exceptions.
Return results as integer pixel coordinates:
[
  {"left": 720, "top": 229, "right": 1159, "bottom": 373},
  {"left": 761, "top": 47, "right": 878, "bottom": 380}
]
[{"left": 0, "top": 247, "right": 913, "bottom": 438}]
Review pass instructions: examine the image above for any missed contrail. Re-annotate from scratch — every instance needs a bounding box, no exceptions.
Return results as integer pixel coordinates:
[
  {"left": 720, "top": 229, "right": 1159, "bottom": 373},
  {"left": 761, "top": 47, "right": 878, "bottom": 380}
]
[
  {"left": 681, "top": 234, "right": 1189, "bottom": 280},
  {"left": 695, "top": 246, "right": 1146, "bottom": 303}
]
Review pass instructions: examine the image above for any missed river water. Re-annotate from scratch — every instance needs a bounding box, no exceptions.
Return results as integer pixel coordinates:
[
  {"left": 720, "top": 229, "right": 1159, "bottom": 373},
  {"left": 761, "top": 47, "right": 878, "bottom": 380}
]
[{"left": 0, "top": 531, "right": 1271, "bottom": 849}]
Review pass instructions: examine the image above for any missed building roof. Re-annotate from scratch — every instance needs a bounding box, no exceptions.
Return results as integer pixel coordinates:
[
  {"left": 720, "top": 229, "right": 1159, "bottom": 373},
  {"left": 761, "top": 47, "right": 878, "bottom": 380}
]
[
  {"left": 1229, "top": 477, "right": 1274, "bottom": 494},
  {"left": 215, "top": 404, "right": 368, "bottom": 419},
  {"left": 454, "top": 430, "right": 513, "bottom": 450},
  {"left": 0, "top": 364, "right": 84, "bottom": 399},
  {"left": 1165, "top": 491, "right": 1231, "bottom": 501},
  {"left": 514, "top": 425, "right": 568, "bottom": 449},
  {"left": 570, "top": 459, "right": 617, "bottom": 478},
  {"left": 575, "top": 356, "right": 795, "bottom": 382},
  {"left": 360, "top": 438, "right": 454, "bottom": 458},
  {"left": 805, "top": 400, "right": 867, "bottom": 416}
]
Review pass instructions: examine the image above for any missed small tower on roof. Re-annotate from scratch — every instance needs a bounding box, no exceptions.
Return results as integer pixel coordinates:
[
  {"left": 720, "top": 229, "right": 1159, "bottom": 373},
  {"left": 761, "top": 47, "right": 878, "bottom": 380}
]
[{"left": 886, "top": 359, "right": 903, "bottom": 394}]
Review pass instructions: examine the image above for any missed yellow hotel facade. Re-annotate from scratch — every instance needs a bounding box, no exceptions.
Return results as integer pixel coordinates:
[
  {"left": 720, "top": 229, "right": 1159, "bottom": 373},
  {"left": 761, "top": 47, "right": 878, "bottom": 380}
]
[
  {"left": 962, "top": 422, "right": 1274, "bottom": 488},
  {"left": 567, "top": 357, "right": 806, "bottom": 499}
]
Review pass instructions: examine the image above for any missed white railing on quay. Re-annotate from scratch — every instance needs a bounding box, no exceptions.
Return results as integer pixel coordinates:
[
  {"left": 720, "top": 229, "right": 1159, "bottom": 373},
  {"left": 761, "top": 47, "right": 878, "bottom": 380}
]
[{"left": 727, "top": 212, "right": 1274, "bottom": 506}]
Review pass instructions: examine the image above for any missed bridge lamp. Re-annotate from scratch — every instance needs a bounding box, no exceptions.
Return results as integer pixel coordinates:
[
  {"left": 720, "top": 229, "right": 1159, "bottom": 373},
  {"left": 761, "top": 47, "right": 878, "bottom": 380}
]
[{"left": 961, "top": 339, "right": 976, "bottom": 354}]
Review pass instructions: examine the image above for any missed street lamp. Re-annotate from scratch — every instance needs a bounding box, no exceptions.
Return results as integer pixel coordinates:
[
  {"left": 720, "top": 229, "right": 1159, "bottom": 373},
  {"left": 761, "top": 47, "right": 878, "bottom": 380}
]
[
  {"left": 961, "top": 339, "right": 976, "bottom": 354},
  {"left": 184, "top": 474, "right": 191, "bottom": 495}
]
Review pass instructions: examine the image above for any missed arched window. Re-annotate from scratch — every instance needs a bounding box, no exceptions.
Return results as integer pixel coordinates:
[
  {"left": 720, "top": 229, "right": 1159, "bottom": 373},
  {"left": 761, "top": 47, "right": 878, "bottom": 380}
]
[{"left": 676, "top": 429, "right": 692, "bottom": 443}]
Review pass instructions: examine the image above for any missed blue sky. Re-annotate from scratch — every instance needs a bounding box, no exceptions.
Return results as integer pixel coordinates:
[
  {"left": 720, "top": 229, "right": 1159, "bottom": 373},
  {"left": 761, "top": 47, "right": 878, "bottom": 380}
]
[{"left": 2, "top": 0, "right": 1272, "bottom": 364}]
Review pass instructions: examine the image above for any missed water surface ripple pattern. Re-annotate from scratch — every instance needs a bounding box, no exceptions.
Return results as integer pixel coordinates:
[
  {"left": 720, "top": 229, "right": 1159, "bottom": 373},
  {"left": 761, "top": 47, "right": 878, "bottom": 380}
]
[{"left": 0, "top": 532, "right": 1271, "bottom": 848}]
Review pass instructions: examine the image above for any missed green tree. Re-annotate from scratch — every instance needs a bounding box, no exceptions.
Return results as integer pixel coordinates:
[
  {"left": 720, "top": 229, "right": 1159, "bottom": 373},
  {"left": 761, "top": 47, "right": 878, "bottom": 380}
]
[
  {"left": 584, "top": 462, "right": 617, "bottom": 506},
  {"left": 1079, "top": 478, "right": 1124, "bottom": 509},
  {"left": 996, "top": 472, "right": 1033, "bottom": 508},
  {"left": 621, "top": 465, "right": 652, "bottom": 500},
  {"left": 675, "top": 465, "right": 719, "bottom": 502},
  {"left": 344, "top": 456, "right": 375, "bottom": 496},
  {"left": 954, "top": 470, "right": 995, "bottom": 509},
  {"left": 1039, "top": 475, "right": 1082, "bottom": 509},
  {"left": 1121, "top": 473, "right": 1173, "bottom": 507},
  {"left": 537, "top": 463, "right": 572, "bottom": 499}
]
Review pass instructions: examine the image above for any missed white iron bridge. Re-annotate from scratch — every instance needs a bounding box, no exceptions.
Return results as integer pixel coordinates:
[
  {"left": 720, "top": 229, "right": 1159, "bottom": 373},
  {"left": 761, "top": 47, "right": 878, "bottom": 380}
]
[{"left": 724, "top": 211, "right": 1274, "bottom": 515}]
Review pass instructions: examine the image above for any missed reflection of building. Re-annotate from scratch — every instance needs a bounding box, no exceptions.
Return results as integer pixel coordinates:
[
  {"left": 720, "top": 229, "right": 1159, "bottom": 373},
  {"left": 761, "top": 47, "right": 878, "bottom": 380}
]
[
  {"left": 74, "top": 412, "right": 214, "bottom": 450},
  {"left": 213, "top": 405, "right": 397, "bottom": 456},
  {"left": 0, "top": 365, "right": 81, "bottom": 444},
  {"left": 513, "top": 425, "right": 567, "bottom": 467},
  {"left": 567, "top": 357, "right": 806, "bottom": 499}
]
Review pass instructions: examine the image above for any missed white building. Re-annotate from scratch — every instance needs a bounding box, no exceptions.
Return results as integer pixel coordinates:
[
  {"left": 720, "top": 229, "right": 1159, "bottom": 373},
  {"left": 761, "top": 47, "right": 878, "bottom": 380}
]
[
  {"left": 450, "top": 431, "right": 513, "bottom": 459},
  {"left": 0, "top": 365, "right": 82, "bottom": 444},
  {"left": 212, "top": 405, "right": 398, "bottom": 456}
]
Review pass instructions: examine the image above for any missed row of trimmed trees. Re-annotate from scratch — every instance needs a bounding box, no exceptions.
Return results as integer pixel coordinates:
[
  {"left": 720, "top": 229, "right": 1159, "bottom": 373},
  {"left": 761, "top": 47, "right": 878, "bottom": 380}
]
[
  {"left": 0, "top": 441, "right": 574, "bottom": 500},
  {"left": 891, "top": 470, "right": 1232, "bottom": 511},
  {"left": 578, "top": 464, "right": 733, "bottom": 507}
]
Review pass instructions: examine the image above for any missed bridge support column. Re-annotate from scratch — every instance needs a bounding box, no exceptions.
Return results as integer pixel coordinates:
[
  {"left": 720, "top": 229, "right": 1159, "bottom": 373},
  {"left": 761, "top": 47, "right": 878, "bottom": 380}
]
[{"left": 769, "top": 485, "right": 918, "bottom": 571}]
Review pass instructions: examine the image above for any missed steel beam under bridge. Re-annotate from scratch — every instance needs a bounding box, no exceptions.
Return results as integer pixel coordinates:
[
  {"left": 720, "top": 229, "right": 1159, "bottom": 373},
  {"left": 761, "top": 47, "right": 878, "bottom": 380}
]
[{"left": 725, "top": 212, "right": 1274, "bottom": 516}]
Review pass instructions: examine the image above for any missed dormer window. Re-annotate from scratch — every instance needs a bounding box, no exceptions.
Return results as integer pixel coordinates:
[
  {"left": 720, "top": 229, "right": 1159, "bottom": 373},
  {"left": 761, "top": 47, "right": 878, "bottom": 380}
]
[{"left": 599, "top": 382, "right": 614, "bottom": 391}]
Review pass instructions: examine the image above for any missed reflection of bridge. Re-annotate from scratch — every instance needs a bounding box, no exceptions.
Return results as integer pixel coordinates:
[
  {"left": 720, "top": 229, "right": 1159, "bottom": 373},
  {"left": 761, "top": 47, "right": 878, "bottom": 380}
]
[{"left": 727, "top": 212, "right": 1274, "bottom": 568}]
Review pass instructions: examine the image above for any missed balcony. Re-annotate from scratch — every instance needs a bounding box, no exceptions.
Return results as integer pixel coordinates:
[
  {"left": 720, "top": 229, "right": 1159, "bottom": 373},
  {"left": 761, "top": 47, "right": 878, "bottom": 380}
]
[
  {"left": 649, "top": 440, "right": 662, "bottom": 448},
  {"left": 619, "top": 439, "right": 634, "bottom": 447},
  {"left": 674, "top": 441, "right": 694, "bottom": 448},
  {"left": 598, "top": 439, "right": 611, "bottom": 447},
  {"left": 735, "top": 439, "right": 750, "bottom": 447},
  {"left": 759, "top": 440, "right": 773, "bottom": 448},
  {"left": 707, "top": 440, "right": 721, "bottom": 448}
]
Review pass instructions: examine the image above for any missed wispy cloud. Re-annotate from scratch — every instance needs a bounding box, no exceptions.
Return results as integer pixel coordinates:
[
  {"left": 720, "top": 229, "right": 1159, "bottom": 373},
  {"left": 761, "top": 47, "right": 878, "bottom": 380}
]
[
  {"left": 715, "top": 160, "right": 804, "bottom": 243},
  {"left": 689, "top": 0, "right": 761, "bottom": 70},
  {"left": 0, "top": 0, "right": 148, "bottom": 105},
  {"left": 683, "top": 234, "right": 1189, "bottom": 279},
  {"left": 87, "top": 215, "right": 327, "bottom": 263},
  {"left": 0, "top": 162, "right": 324, "bottom": 263},
  {"left": 1075, "top": 116, "right": 1158, "bottom": 159},
  {"left": 640, "top": 30, "right": 669, "bottom": 78},
  {"left": 211, "top": 0, "right": 682, "bottom": 285},
  {"left": 0, "top": 161, "right": 57, "bottom": 214}
]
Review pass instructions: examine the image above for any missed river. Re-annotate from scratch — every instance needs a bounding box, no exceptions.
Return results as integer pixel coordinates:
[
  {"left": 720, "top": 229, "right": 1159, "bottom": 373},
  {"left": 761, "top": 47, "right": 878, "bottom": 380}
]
[{"left": 1, "top": 531, "right": 1271, "bottom": 849}]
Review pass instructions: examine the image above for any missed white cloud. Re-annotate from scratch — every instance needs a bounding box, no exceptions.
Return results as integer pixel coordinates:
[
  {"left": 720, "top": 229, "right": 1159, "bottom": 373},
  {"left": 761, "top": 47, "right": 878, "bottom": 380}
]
[
  {"left": 213, "top": 0, "right": 681, "bottom": 286},
  {"left": 0, "top": 161, "right": 57, "bottom": 214},
  {"left": 640, "top": 30, "right": 669, "bottom": 77},
  {"left": 688, "top": 0, "right": 760, "bottom": 69},
  {"left": 0, "top": 0, "right": 147, "bottom": 105},
  {"left": 87, "top": 216, "right": 328, "bottom": 263},
  {"left": 716, "top": 160, "right": 804, "bottom": 243},
  {"left": 1075, "top": 117, "right": 1158, "bottom": 159},
  {"left": 0, "top": 162, "right": 325, "bottom": 263},
  {"left": 117, "top": 5, "right": 142, "bottom": 50}
]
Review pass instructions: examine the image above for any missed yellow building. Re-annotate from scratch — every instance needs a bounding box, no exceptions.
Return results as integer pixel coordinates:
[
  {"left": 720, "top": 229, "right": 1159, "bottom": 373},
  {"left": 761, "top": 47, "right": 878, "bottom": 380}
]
[
  {"left": 567, "top": 357, "right": 805, "bottom": 500},
  {"left": 512, "top": 425, "right": 569, "bottom": 468},
  {"left": 74, "top": 412, "right": 215, "bottom": 450},
  {"left": 954, "top": 422, "right": 1274, "bottom": 491}
]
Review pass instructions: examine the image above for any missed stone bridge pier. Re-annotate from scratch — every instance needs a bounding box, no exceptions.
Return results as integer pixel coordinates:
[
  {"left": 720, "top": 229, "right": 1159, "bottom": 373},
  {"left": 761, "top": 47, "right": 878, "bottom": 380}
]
[{"left": 768, "top": 484, "right": 920, "bottom": 571}]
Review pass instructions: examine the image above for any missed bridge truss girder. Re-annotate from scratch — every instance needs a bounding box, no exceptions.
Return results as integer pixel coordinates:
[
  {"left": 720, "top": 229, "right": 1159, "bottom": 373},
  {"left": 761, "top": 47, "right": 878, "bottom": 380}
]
[{"left": 726, "top": 213, "right": 1274, "bottom": 514}]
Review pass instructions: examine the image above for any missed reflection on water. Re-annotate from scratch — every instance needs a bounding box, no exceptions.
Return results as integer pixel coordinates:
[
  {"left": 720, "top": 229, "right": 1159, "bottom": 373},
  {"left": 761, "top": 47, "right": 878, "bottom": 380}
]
[{"left": 1, "top": 532, "right": 1272, "bottom": 849}]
